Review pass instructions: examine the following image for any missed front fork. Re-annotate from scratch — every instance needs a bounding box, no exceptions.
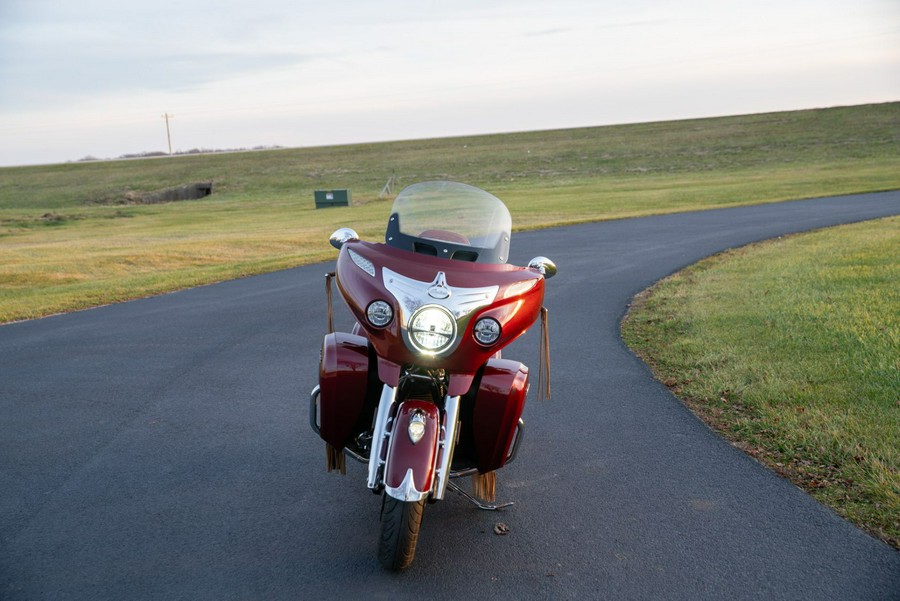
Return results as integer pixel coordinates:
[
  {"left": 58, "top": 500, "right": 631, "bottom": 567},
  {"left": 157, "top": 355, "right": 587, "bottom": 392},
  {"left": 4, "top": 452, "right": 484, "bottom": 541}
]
[
  {"left": 367, "top": 384, "right": 461, "bottom": 503},
  {"left": 366, "top": 385, "right": 397, "bottom": 490}
]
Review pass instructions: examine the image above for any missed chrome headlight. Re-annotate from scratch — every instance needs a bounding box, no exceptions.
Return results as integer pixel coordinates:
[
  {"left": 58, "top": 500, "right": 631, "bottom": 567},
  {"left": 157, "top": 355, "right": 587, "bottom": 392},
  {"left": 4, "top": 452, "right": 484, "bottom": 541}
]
[
  {"left": 366, "top": 300, "right": 393, "bottom": 327},
  {"left": 473, "top": 317, "right": 501, "bottom": 345},
  {"left": 408, "top": 305, "right": 456, "bottom": 354}
]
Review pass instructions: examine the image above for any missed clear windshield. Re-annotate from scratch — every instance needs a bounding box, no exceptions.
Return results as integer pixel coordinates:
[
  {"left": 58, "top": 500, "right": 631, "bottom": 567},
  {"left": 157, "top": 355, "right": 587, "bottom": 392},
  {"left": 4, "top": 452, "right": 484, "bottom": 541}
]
[{"left": 385, "top": 181, "right": 512, "bottom": 264}]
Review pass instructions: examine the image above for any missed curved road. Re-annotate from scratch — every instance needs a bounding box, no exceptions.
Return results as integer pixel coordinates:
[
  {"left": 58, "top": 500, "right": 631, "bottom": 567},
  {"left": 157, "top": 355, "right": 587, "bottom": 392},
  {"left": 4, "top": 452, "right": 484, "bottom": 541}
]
[{"left": 2, "top": 192, "right": 899, "bottom": 600}]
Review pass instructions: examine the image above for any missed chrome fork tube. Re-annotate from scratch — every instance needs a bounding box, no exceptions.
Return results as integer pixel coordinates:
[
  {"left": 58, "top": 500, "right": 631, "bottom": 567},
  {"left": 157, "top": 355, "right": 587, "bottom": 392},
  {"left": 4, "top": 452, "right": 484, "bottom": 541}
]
[
  {"left": 367, "top": 384, "right": 397, "bottom": 489},
  {"left": 433, "top": 395, "right": 461, "bottom": 500}
]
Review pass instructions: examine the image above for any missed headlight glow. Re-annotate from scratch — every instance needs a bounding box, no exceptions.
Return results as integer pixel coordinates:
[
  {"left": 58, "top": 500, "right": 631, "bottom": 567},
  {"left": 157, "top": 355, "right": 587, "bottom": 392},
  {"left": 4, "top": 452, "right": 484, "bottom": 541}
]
[
  {"left": 408, "top": 305, "right": 456, "bottom": 354},
  {"left": 366, "top": 300, "right": 393, "bottom": 328},
  {"left": 473, "top": 317, "right": 501, "bottom": 345}
]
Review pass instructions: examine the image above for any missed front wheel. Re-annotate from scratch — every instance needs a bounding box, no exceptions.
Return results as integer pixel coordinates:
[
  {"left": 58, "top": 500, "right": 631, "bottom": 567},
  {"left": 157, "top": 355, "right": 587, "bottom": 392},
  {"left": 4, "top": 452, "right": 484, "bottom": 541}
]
[{"left": 378, "top": 495, "right": 426, "bottom": 570}]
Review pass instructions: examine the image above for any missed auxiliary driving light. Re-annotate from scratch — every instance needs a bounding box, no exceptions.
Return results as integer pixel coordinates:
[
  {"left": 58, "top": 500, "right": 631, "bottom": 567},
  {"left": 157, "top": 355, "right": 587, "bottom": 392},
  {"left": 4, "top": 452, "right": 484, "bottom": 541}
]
[
  {"left": 366, "top": 300, "right": 393, "bottom": 327},
  {"left": 473, "top": 317, "right": 501, "bottom": 345}
]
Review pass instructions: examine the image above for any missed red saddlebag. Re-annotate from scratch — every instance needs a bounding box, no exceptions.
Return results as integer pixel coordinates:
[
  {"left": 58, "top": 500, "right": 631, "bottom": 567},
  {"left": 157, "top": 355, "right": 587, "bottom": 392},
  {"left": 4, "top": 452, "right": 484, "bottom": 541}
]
[
  {"left": 318, "top": 332, "right": 371, "bottom": 450},
  {"left": 472, "top": 359, "right": 529, "bottom": 473}
]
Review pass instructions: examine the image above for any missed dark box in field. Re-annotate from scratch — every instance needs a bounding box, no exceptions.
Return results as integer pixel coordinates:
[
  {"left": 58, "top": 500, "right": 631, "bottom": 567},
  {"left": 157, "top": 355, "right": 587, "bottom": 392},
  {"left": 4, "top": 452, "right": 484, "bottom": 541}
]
[{"left": 315, "top": 189, "right": 351, "bottom": 208}]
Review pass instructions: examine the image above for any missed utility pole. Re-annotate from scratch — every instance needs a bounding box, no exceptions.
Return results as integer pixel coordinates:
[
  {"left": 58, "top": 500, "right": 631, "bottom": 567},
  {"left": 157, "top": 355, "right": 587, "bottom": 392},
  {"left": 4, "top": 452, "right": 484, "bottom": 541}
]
[{"left": 161, "top": 113, "right": 174, "bottom": 155}]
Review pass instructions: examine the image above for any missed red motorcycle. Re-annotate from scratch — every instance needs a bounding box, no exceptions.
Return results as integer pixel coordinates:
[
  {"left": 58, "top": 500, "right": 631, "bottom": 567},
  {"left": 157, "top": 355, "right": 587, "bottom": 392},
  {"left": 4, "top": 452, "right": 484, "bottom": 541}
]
[{"left": 309, "top": 181, "right": 556, "bottom": 570}]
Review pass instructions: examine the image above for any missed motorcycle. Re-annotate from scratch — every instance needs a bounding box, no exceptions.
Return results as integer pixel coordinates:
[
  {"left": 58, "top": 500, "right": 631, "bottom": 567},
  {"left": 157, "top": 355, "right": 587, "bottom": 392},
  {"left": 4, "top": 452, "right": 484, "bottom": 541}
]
[{"left": 309, "top": 181, "right": 556, "bottom": 570}]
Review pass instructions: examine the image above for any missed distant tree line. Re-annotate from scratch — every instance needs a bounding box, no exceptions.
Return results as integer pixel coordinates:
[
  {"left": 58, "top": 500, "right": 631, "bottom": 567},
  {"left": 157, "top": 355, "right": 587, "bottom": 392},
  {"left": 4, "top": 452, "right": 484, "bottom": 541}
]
[{"left": 76, "top": 146, "right": 284, "bottom": 162}]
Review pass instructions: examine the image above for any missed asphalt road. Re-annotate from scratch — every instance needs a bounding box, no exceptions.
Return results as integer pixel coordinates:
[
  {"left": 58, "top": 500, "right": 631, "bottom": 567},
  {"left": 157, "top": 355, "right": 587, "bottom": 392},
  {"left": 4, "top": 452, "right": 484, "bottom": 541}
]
[{"left": 2, "top": 191, "right": 899, "bottom": 600}]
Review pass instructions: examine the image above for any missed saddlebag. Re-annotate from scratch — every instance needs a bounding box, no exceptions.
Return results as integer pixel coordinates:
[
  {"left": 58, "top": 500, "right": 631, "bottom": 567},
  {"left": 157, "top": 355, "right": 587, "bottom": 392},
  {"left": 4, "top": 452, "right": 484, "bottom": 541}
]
[
  {"left": 471, "top": 358, "right": 529, "bottom": 473},
  {"left": 317, "top": 332, "right": 372, "bottom": 450}
]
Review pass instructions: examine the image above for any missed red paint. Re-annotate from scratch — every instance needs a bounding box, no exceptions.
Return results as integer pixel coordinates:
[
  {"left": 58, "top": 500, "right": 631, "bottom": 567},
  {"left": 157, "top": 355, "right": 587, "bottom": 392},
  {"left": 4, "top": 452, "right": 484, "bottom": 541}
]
[
  {"left": 335, "top": 241, "right": 544, "bottom": 395},
  {"left": 472, "top": 359, "right": 529, "bottom": 473},
  {"left": 383, "top": 401, "right": 440, "bottom": 494},
  {"left": 318, "top": 332, "right": 370, "bottom": 450}
]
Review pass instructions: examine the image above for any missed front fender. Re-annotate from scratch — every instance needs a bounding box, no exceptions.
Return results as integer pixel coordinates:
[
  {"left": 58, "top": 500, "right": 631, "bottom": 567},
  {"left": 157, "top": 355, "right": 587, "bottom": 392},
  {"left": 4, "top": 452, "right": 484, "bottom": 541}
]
[{"left": 383, "top": 401, "right": 440, "bottom": 502}]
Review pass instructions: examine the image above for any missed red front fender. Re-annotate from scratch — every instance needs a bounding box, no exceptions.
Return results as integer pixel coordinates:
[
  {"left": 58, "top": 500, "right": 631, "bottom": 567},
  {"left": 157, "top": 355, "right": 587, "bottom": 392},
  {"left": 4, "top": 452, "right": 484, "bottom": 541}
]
[{"left": 383, "top": 401, "right": 440, "bottom": 501}]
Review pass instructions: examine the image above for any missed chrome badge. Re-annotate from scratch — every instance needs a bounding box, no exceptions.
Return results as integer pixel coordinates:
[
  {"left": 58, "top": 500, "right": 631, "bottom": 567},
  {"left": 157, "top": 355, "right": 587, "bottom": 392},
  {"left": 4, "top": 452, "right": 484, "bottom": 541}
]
[{"left": 427, "top": 272, "right": 451, "bottom": 299}]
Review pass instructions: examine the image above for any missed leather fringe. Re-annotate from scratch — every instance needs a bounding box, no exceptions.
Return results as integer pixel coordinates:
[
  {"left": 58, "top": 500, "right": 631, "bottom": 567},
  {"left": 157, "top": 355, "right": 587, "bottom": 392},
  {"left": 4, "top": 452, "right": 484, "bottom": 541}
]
[
  {"left": 472, "top": 471, "right": 497, "bottom": 502},
  {"left": 538, "top": 306, "right": 551, "bottom": 401},
  {"left": 325, "top": 272, "right": 336, "bottom": 334},
  {"left": 325, "top": 443, "right": 346, "bottom": 475}
]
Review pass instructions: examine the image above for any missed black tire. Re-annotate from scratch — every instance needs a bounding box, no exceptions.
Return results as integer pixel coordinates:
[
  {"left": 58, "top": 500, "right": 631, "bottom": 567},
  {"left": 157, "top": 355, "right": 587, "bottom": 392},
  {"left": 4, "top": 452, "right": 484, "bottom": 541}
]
[{"left": 378, "top": 495, "right": 426, "bottom": 570}]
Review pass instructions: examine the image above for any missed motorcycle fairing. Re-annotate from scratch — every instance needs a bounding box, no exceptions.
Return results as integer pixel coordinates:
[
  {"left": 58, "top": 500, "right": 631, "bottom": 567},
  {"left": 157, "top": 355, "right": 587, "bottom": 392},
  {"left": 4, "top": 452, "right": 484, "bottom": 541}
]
[{"left": 335, "top": 241, "right": 544, "bottom": 395}]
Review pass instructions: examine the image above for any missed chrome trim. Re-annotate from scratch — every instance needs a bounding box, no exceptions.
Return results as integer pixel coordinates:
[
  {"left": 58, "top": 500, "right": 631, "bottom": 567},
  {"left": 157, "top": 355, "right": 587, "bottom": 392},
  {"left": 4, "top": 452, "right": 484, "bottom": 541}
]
[
  {"left": 527, "top": 256, "right": 557, "bottom": 279},
  {"left": 384, "top": 269, "right": 499, "bottom": 320},
  {"left": 367, "top": 385, "right": 397, "bottom": 489},
  {"left": 348, "top": 248, "right": 376, "bottom": 277},
  {"left": 383, "top": 268, "right": 499, "bottom": 357},
  {"left": 505, "top": 419, "right": 525, "bottom": 465},
  {"left": 402, "top": 371, "right": 435, "bottom": 382},
  {"left": 385, "top": 468, "right": 429, "bottom": 502},
  {"left": 329, "top": 227, "right": 359, "bottom": 249},
  {"left": 432, "top": 395, "right": 461, "bottom": 500},
  {"left": 406, "top": 304, "right": 457, "bottom": 355},
  {"left": 309, "top": 385, "right": 321, "bottom": 435},
  {"left": 427, "top": 272, "right": 451, "bottom": 299},
  {"left": 449, "top": 467, "right": 479, "bottom": 478},
  {"left": 343, "top": 446, "right": 368, "bottom": 464}
]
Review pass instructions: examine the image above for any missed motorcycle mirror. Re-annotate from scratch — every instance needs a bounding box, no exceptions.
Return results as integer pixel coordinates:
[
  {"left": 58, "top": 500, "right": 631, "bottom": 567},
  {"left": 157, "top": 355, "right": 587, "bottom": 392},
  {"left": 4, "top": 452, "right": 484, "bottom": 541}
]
[
  {"left": 528, "top": 256, "right": 557, "bottom": 279},
  {"left": 330, "top": 228, "right": 360, "bottom": 250}
]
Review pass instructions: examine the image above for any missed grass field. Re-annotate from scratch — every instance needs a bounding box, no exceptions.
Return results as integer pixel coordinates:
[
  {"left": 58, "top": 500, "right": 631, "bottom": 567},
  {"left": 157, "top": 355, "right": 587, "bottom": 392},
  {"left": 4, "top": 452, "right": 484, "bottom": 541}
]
[
  {"left": 1, "top": 102, "right": 899, "bottom": 322},
  {"left": 622, "top": 217, "right": 900, "bottom": 548}
]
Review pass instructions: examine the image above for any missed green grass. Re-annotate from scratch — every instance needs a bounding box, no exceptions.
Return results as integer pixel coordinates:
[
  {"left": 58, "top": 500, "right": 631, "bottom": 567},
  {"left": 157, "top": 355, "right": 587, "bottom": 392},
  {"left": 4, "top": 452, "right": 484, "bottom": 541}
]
[
  {"left": 622, "top": 217, "right": 900, "bottom": 548},
  {"left": 1, "top": 102, "right": 899, "bottom": 322}
]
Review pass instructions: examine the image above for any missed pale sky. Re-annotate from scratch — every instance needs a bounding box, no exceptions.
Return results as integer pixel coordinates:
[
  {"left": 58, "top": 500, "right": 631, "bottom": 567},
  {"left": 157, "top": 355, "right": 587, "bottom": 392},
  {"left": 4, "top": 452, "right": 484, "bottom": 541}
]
[{"left": 0, "top": 0, "right": 898, "bottom": 166}]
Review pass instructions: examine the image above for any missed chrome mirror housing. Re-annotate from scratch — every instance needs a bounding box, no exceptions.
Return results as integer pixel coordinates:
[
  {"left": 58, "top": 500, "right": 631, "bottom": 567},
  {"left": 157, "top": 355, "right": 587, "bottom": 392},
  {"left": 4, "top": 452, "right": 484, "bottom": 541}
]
[
  {"left": 528, "top": 256, "right": 557, "bottom": 279},
  {"left": 330, "top": 228, "right": 360, "bottom": 250}
]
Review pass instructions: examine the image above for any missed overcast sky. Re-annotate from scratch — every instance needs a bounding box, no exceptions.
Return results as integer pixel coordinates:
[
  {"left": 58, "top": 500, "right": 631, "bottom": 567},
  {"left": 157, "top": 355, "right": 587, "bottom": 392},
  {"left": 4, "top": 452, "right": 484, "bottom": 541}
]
[{"left": 0, "top": 0, "right": 897, "bottom": 166}]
